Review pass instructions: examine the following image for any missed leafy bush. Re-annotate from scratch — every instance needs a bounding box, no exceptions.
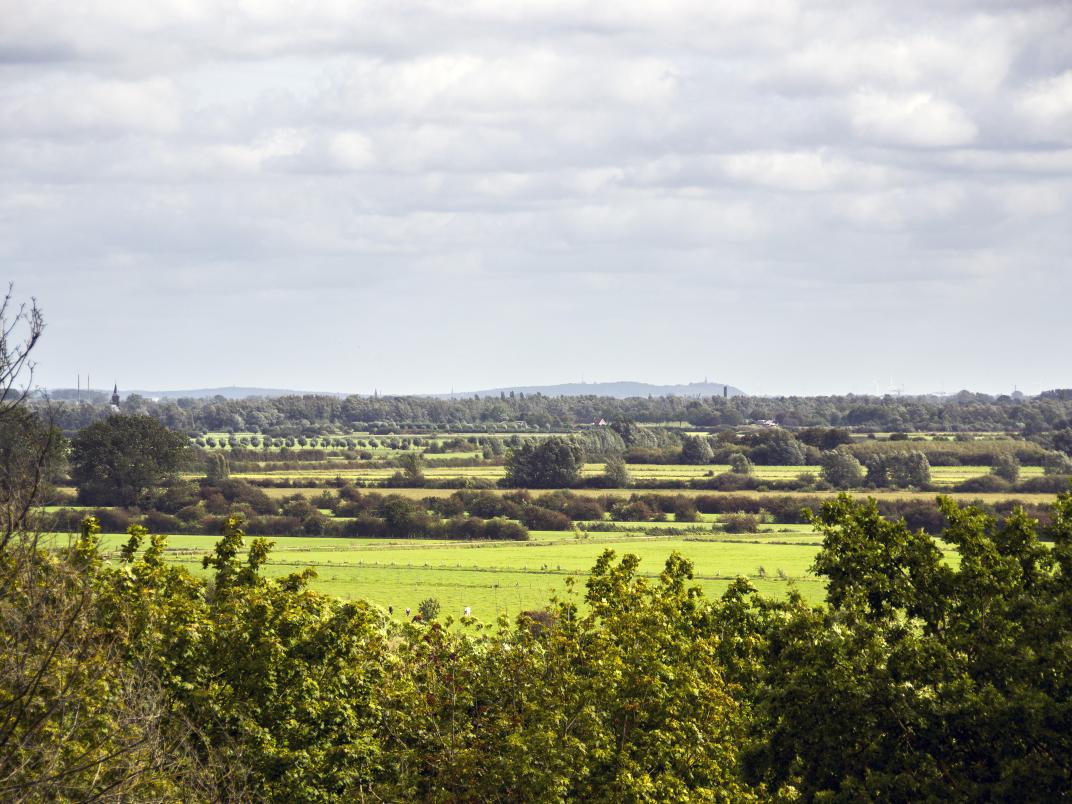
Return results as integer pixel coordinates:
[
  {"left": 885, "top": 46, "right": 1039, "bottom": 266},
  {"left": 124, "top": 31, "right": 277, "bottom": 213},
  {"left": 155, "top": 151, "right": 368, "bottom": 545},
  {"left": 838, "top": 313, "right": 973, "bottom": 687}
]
[
  {"left": 418, "top": 597, "right": 441, "bottom": 620},
  {"left": 143, "top": 511, "right": 182, "bottom": 534},
  {"left": 720, "top": 512, "right": 760, "bottom": 533},
  {"left": 521, "top": 506, "right": 572, "bottom": 531}
]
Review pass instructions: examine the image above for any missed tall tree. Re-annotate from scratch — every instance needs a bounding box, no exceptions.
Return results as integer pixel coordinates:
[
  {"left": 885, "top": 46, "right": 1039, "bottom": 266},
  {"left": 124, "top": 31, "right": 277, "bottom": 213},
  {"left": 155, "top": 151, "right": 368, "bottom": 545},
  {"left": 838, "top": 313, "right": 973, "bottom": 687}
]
[
  {"left": 737, "top": 493, "right": 1072, "bottom": 800},
  {"left": 71, "top": 415, "right": 189, "bottom": 506},
  {"left": 504, "top": 437, "right": 584, "bottom": 488},
  {"left": 819, "top": 448, "right": 864, "bottom": 489}
]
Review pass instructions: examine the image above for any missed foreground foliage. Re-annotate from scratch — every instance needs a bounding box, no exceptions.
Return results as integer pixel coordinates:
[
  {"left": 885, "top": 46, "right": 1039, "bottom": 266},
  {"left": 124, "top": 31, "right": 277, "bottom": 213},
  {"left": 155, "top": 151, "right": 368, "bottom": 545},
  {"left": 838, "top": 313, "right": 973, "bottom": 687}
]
[
  {"left": 735, "top": 493, "right": 1072, "bottom": 800},
  {"left": 3, "top": 492, "right": 1072, "bottom": 799}
]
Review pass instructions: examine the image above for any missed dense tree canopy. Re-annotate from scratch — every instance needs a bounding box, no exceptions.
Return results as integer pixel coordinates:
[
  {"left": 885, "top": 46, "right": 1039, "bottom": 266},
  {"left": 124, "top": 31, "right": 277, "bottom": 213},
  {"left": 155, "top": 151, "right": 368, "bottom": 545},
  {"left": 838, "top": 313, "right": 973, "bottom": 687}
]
[
  {"left": 865, "top": 450, "right": 931, "bottom": 488},
  {"left": 503, "top": 437, "right": 585, "bottom": 488},
  {"left": 819, "top": 448, "right": 865, "bottom": 489},
  {"left": 70, "top": 414, "right": 189, "bottom": 505},
  {"left": 730, "top": 493, "right": 1072, "bottom": 800},
  {"left": 680, "top": 434, "right": 714, "bottom": 464}
]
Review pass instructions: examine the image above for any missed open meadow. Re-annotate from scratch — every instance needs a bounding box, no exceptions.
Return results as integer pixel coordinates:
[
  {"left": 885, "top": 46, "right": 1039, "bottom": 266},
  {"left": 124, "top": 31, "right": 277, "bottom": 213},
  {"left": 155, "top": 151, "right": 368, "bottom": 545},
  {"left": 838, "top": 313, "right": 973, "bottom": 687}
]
[
  {"left": 89, "top": 523, "right": 961, "bottom": 622},
  {"left": 210, "top": 461, "right": 1045, "bottom": 486}
]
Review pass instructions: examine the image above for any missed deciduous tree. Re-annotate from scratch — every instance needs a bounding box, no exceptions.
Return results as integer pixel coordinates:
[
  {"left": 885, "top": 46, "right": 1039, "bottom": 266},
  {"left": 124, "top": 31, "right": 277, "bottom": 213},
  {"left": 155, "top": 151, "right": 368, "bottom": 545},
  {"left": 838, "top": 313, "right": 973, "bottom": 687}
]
[{"left": 70, "top": 415, "right": 189, "bottom": 506}]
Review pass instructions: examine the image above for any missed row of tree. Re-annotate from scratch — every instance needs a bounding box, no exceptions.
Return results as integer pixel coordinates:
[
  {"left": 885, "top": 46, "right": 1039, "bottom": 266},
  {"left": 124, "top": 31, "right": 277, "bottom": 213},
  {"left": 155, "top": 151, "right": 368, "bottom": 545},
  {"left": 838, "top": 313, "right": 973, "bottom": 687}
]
[{"left": 37, "top": 386, "right": 1072, "bottom": 435}]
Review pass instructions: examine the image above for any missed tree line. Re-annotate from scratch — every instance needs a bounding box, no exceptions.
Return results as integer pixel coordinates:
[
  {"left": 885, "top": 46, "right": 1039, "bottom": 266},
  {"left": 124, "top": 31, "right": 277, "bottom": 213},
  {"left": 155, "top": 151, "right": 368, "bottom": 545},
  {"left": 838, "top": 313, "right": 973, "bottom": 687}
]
[{"left": 37, "top": 386, "right": 1072, "bottom": 435}]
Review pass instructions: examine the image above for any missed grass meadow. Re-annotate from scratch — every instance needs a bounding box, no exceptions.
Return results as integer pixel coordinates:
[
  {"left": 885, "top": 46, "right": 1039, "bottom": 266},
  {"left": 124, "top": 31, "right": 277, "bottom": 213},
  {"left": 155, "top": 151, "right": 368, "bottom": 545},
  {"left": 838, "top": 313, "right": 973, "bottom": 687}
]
[
  {"left": 212, "top": 462, "right": 1045, "bottom": 487},
  {"left": 93, "top": 529, "right": 841, "bottom": 622}
]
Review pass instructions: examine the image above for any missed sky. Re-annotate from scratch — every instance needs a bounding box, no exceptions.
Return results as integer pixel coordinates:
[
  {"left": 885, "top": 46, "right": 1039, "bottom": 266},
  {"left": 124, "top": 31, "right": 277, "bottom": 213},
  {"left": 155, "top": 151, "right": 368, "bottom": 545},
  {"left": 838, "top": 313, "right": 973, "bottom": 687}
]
[{"left": 3, "top": 0, "right": 1071, "bottom": 397}]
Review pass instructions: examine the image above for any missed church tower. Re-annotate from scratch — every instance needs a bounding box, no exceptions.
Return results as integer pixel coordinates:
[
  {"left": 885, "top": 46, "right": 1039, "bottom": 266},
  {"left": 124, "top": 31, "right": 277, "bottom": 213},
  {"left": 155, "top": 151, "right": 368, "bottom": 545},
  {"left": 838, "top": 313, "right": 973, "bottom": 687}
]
[{"left": 110, "top": 383, "right": 121, "bottom": 411}]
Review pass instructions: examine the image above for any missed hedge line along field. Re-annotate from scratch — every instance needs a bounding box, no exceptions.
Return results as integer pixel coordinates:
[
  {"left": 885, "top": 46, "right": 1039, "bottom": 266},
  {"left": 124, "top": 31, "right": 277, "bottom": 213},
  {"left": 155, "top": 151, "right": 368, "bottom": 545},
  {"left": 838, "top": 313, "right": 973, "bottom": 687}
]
[
  {"left": 236, "top": 485, "right": 1061, "bottom": 505},
  {"left": 54, "top": 484, "right": 1062, "bottom": 508},
  {"left": 216, "top": 463, "right": 1046, "bottom": 486},
  {"left": 95, "top": 530, "right": 854, "bottom": 620}
]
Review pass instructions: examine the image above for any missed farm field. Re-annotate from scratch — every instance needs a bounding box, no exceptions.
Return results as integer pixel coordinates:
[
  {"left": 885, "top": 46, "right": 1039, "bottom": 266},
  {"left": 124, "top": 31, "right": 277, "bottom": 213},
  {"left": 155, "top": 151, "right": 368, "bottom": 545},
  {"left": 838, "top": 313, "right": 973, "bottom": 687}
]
[
  {"left": 215, "top": 462, "right": 1044, "bottom": 486},
  {"left": 220, "top": 484, "right": 1061, "bottom": 505},
  {"left": 93, "top": 530, "right": 842, "bottom": 621}
]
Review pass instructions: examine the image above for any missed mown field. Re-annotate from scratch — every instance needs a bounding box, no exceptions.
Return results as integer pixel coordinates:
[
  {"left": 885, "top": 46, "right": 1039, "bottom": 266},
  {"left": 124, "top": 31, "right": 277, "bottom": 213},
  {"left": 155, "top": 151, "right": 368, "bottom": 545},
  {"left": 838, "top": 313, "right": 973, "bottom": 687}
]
[
  {"left": 211, "top": 463, "right": 1045, "bottom": 487},
  {"left": 91, "top": 528, "right": 849, "bottom": 621},
  {"left": 59, "top": 484, "right": 1056, "bottom": 506}
]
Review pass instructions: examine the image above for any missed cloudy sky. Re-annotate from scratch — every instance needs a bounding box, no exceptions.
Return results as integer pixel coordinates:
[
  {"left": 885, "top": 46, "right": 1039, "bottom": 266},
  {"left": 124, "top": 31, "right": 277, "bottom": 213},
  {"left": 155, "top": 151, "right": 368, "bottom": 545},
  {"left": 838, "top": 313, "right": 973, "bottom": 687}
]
[{"left": 4, "top": 1, "right": 1071, "bottom": 396}]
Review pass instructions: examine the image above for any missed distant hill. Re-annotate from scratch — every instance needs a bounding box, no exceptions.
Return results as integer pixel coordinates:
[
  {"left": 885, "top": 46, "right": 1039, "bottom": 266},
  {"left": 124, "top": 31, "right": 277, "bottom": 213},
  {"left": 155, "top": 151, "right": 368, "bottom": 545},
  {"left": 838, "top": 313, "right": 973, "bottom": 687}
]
[
  {"left": 45, "top": 386, "right": 348, "bottom": 401},
  {"left": 44, "top": 381, "right": 745, "bottom": 402},
  {"left": 440, "top": 381, "right": 745, "bottom": 399}
]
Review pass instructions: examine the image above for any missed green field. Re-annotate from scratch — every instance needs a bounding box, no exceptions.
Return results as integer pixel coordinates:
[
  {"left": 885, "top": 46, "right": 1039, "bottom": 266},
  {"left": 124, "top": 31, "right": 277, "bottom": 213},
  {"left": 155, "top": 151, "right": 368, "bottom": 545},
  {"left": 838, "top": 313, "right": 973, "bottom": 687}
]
[
  {"left": 94, "top": 530, "right": 838, "bottom": 621},
  {"left": 215, "top": 462, "right": 1045, "bottom": 487},
  {"left": 237, "top": 484, "right": 1059, "bottom": 505}
]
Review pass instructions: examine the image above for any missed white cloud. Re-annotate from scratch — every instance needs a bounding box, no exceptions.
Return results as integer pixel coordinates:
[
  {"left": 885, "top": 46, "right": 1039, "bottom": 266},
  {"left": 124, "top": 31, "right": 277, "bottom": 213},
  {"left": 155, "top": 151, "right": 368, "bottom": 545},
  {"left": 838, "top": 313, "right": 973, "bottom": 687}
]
[
  {"left": 1018, "top": 70, "right": 1072, "bottom": 143},
  {"left": 325, "top": 131, "right": 375, "bottom": 171},
  {"left": 850, "top": 91, "right": 978, "bottom": 147},
  {"left": 0, "top": 77, "right": 180, "bottom": 136},
  {"left": 720, "top": 150, "right": 892, "bottom": 192}
]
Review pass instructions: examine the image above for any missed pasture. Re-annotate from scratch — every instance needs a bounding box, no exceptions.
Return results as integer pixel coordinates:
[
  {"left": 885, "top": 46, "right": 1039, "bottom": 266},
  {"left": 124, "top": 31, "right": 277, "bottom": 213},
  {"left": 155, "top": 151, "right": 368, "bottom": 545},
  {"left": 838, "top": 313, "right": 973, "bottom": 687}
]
[
  {"left": 241, "top": 485, "right": 1061, "bottom": 505},
  {"left": 215, "top": 462, "right": 1044, "bottom": 486},
  {"left": 95, "top": 529, "right": 838, "bottom": 622}
]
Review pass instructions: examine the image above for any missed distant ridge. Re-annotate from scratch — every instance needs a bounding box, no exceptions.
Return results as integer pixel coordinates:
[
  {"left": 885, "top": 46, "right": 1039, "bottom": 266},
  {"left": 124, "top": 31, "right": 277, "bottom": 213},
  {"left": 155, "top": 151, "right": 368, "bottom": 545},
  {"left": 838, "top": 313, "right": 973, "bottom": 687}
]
[
  {"left": 45, "top": 381, "right": 745, "bottom": 401},
  {"left": 436, "top": 381, "right": 745, "bottom": 399},
  {"left": 45, "top": 386, "right": 349, "bottom": 401}
]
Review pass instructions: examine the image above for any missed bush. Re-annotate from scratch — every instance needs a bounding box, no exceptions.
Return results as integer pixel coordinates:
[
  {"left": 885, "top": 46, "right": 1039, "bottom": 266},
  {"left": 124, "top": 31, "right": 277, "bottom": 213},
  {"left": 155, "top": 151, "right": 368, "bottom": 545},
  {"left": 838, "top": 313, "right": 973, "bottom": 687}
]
[
  {"left": 176, "top": 504, "right": 203, "bottom": 523},
  {"left": 954, "top": 474, "right": 1011, "bottom": 493},
  {"left": 720, "top": 512, "right": 760, "bottom": 533},
  {"left": 303, "top": 513, "right": 329, "bottom": 536},
  {"left": 745, "top": 430, "right": 806, "bottom": 465},
  {"left": 427, "top": 495, "right": 466, "bottom": 517},
  {"left": 207, "top": 479, "right": 277, "bottom": 515},
  {"left": 991, "top": 451, "right": 1021, "bottom": 483},
  {"left": 154, "top": 481, "right": 200, "bottom": 514},
  {"left": 1044, "top": 451, "right": 1072, "bottom": 475},
  {"left": 242, "top": 516, "right": 302, "bottom": 536},
  {"left": 668, "top": 495, "right": 699, "bottom": 522},
  {"left": 192, "top": 514, "right": 229, "bottom": 535},
  {"left": 43, "top": 507, "right": 86, "bottom": 533},
  {"left": 281, "top": 497, "right": 318, "bottom": 520},
  {"left": 91, "top": 507, "right": 133, "bottom": 533},
  {"left": 337, "top": 498, "right": 377, "bottom": 518},
  {"left": 418, "top": 598, "right": 441, "bottom": 621},
  {"left": 481, "top": 518, "right": 530, "bottom": 541},
  {"left": 340, "top": 515, "right": 386, "bottom": 538},
  {"left": 520, "top": 506, "right": 572, "bottom": 531},
  {"left": 730, "top": 453, "right": 754, "bottom": 475},
  {"left": 611, "top": 499, "right": 657, "bottom": 522},
  {"left": 143, "top": 510, "right": 182, "bottom": 534},
  {"left": 692, "top": 473, "right": 761, "bottom": 492},
  {"left": 564, "top": 497, "right": 606, "bottom": 521},
  {"left": 1014, "top": 475, "right": 1072, "bottom": 494},
  {"left": 375, "top": 496, "right": 438, "bottom": 538}
]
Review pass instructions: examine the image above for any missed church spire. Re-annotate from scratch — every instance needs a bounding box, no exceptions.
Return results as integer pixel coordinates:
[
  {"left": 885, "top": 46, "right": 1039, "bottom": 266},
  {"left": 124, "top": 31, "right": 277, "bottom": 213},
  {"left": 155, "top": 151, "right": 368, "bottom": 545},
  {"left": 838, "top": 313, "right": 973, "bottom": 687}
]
[{"left": 110, "top": 383, "right": 120, "bottom": 409}]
